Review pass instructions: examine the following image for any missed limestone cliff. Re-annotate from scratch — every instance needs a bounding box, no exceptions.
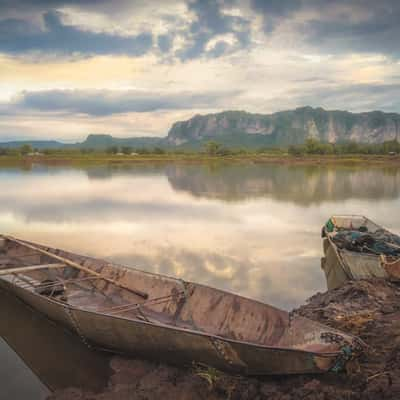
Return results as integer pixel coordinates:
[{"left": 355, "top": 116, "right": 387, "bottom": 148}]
[{"left": 167, "top": 107, "right": 400, "bottom": 147}]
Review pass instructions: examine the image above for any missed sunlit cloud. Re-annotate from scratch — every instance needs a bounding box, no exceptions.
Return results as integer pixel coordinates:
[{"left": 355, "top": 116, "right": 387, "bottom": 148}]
[{"left": 0, "top": 0, "right": 400, "bottom": 140}]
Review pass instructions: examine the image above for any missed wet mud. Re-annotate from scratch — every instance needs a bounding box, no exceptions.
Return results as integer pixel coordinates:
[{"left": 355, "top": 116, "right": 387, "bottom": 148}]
[{"left": 48, "top": 279, "right": 400, "bottom": 400}]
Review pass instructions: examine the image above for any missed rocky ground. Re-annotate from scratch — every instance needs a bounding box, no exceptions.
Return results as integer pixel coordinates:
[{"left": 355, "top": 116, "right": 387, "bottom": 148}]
[{"left": 49, "top": 279, "right": 400, "bottom": 400}]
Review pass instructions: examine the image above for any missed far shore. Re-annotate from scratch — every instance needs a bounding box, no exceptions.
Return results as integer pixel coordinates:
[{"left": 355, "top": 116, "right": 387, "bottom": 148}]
[{"left": 1, "top": 153, "right": 400, "bottom": 167}]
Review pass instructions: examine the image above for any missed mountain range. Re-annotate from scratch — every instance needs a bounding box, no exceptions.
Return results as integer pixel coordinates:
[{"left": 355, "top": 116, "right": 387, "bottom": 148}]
[{"left": 2, "top": 107, "right": 400, "bottom": 149}]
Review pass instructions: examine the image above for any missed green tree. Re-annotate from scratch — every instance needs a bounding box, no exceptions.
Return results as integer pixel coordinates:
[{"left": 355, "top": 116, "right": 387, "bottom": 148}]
[
  {"left": 204, "top": 141, "right": 221, "bottom": 156},
  {"left": 136, "top": 147, "right": 150, "bottom": 155},
  {"left": 43, "top": 148, "right": 56, "bottom": 155},
  {"left": 20, "top": 144, "right": 33, "bottom": 155},
  {"left": 288, "top": 144, "right": 306, "bottom": 156},
  {"left": 344, "top": 141, "right": 360, "bottom": 154},
  {"left": 304, "top": 138, "right": 321, "bottom": 154},
  {"left": 382, "top": 140, "right": 400, "bottom": 154},
  {"left": 80, "top": 147, "right": 95, "bottom": 154},
  {"left": 106, "top": 146, "right": 119, "bottom": 154},
  {"left": 152, "top": 147, "right": 166, "bottom": 155},
  {"left": 121, "top": 146, "right": 133, "bottom": 155},
  {"left": 216, "top": 146, "right": 232, "bottom": 156}
]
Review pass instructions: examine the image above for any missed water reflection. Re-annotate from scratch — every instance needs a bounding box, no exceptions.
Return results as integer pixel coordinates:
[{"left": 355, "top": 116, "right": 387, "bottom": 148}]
[
  {"left": 1, "top": 162, "right": 400, "bottom": 312},
  {"left": 0, "top": 289, "right": 111, "bottom": 398},
  {"left": 166, "top": 163, "right": 400, "bottom": 204}
]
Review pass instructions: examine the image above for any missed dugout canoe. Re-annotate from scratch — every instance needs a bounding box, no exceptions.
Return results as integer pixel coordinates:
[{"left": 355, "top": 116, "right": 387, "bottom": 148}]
[
  {"left": 321, "top": 215, "right": 400, "bottom": 290},
  {"left": 0, "top": 235, "right": 362, "bottom": 375}
]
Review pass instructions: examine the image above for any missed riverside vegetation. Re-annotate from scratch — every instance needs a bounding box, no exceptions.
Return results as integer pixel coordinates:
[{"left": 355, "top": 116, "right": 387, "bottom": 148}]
[{"left": 1, "top": 139, "right": 400, "bottom": 165}]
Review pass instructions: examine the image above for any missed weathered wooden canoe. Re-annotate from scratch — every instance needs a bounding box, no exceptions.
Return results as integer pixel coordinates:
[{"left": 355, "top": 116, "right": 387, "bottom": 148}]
[
  {"left": 0, "top": 235, "right": 362, "bottom": 375},
  {"left": 322, "top": 215, "right": 400, "bottom": 290}
]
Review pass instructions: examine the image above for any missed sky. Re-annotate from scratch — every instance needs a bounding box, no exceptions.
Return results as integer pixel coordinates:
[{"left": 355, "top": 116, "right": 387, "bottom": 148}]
[{"left": 0, "top": 0, "right": 400, "bottom": 141}]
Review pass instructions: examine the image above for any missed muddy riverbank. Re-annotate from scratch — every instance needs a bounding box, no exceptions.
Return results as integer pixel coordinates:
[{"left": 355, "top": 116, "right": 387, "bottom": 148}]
[{"left": 48, "top": 278, "right": 400, "bottom": 400}]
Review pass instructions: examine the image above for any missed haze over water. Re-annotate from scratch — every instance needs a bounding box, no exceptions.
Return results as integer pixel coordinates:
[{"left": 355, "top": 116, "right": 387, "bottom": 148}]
[{"left": 2, "top": 162, "right": 400, "bottom": 310}]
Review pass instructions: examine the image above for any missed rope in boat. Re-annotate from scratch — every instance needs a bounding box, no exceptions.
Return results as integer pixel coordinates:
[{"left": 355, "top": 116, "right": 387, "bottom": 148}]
[
  {"left": 11, "top": 270, "right": 186, "bottom": 317},
  {"left": 106, "top": 298, "right": 176, "bottom": 316},
  {"left": 97, "top": 291, "right": 186, "bottom": 315},
  {"left": 64, "top": 305, "right": 92, "bottom": 349},
  {"left": 1, "top": 235, "right": 148, "bottom": 299},
  {"left": 17, "top": 275, "right": 102, "bottom": 291}
]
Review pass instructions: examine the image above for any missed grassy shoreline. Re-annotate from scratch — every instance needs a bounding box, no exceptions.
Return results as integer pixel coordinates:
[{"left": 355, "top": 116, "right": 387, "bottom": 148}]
[{"left": 1, "top": 153, "right": 400, "bottom": 166}]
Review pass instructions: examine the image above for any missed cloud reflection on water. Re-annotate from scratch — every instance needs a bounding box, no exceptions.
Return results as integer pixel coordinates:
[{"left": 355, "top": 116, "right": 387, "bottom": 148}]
[{"left": 1, "top": 163, "right": 400, "bottom": 309}]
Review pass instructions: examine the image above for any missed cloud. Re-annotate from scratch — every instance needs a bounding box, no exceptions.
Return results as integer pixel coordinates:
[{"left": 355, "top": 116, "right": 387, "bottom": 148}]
[
  {"left": 157, "top": 34, "right": 174, "bottom": 53},
  {"left": 1, "top": 0, "right": 400, "bottom": 60},
  {"left": 0, "top": 10, "right": 153, "bottom": 56},
  {"left": 1, "top": 0, "right": 400, "bottom": 141},
  {"left": 176, "top": 0, "right": 251, "bottom": 60},
  {"left": 0, "top": 1, "right": 251, "bottom": 60},
  {"left": 286, "top": 82, "right": 400, "bottom": 112},
  {"left": 251, "top": 0, "right": 400, "bottom": 58},
  {"left": 7, "top": 89, "right": 242, "bottom": 116},
  {"left": 0, "top": 0, "right": 134, "bottom": 16},
  {"left": 304, "top": 5, "right": 400, "bottom": 57},
  {"left": 250, "top": 0, "right": 302, "bottom": 32}
]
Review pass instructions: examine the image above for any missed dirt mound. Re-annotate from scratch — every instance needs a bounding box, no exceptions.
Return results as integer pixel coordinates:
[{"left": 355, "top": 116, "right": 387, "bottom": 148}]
[{"left": 48, "top": 279, "right": 400, "bottom": 400}]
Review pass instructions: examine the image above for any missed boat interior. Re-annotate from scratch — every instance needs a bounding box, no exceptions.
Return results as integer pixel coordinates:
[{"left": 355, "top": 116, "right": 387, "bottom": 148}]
[
  {"left": 0, "top": 236, "right": 350, "bottom": 354},
  {"left": 326, "top": 215, "right": 381, "bottom": 234}
]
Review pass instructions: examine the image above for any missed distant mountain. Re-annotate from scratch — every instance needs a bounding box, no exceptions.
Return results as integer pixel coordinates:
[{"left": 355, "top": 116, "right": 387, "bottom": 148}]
[
  {"left": 0, "top": 140, "right": 65, "bottom": 149},
  {"left": 79, "top": 134, "right": 161, "bottom": 149},
  {"left": 167, "top": 107, "right": 400, "bottom": 148},
  {"left": 2, "top": 107, "right": 400, "bottom": 150},
  {"left": 0, "top": 134, "right": 162, "bottom": 150}
]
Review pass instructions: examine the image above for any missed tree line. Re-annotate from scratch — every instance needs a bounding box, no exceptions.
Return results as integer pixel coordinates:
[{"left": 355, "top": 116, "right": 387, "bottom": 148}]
[
  {"left": 0, "top": 139, "right": 399, "bottom": 157},
  {"left": 288, "top": 138, "right": 400, "bottom": 156}
]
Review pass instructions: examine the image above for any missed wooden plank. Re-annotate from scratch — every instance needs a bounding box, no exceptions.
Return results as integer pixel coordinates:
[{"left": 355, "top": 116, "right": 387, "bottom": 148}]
[
  {"left": 0, "top": 263, "right": 66, "bottom": 276},
  {"left": 12, "top": 274, "right": 41, "bottom": 289},
  {"left": 2, "top": 236, "right": 148, "bottom": 299},
  {"left": 0, "top": 256, "right": 26, "bottom": 264},
  {"left": 0, "top": 255, "right": 40, "bottom": 264}
]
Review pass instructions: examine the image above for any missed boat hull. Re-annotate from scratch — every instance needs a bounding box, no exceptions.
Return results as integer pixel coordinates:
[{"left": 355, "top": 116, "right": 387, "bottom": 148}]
[
  {"left": 0, "top": 278, "right": 334, "bottom": 375},
  {"left": 321, "top": 215, "right": 400, "bottom": 290},
  {"left": 0, "top": 239, "right": 358, "bottom": 375}
]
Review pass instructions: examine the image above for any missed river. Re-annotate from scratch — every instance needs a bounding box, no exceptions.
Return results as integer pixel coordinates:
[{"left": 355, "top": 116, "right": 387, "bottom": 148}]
[{"left": 1, "top": 162, "right": 400, "bottom": 398}]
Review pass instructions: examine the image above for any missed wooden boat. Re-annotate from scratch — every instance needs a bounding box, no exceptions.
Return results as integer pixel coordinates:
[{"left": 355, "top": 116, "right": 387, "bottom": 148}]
[
  {"left": 0, "top": 235, "right": 362, "bottom": 375},
  {"left": 322, "top": 215, "right": 400, "bottom": 290}
]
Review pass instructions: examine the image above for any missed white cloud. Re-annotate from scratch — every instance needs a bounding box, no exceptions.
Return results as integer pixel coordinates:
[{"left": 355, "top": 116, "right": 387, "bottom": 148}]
[{"left": 0, "top": 0, "right": 400, "bottom": 140}]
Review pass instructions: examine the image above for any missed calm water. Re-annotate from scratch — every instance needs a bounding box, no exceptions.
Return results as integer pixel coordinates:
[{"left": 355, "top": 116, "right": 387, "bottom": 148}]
[{"left": 1, "top": 162, "right": 400, "bottom": 398}]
